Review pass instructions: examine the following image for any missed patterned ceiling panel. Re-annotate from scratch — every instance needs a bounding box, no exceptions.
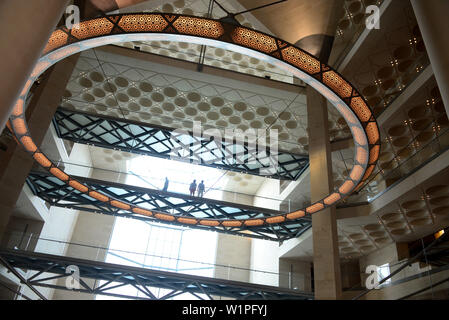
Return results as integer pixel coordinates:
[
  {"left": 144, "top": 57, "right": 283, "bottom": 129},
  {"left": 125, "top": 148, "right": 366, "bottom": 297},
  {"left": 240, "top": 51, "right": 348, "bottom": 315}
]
[{"left": 62, "top": 49, "right": 352, "bottom": 157}]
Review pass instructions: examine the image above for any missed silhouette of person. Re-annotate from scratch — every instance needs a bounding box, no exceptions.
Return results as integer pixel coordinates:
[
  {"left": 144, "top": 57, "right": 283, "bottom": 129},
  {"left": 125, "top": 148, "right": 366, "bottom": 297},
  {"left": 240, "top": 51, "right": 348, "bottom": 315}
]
[
  {"left": 189, "top": 179, "right": 197, "bottom": 196},
  {"left": 197, "top": 180, "right": 205, "bottom": 197},
  {"left": 162, "top": 177, "right": 169, "bottom": 192}
]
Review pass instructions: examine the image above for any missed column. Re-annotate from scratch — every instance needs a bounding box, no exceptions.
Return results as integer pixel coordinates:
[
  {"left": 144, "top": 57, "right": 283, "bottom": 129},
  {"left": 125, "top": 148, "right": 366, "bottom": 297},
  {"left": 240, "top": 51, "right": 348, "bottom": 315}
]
[
  {"left": 411, "top": 0, "right": 449, "bottom": 115},
  {"left": 0, "top": 0, "right": 69, "bottom": 132},
  {"left": 307, "top": 86, "right": 342, "bottom": 299},
  {"left": 0, "top": 54, "right": 79, "bottom": 243}
]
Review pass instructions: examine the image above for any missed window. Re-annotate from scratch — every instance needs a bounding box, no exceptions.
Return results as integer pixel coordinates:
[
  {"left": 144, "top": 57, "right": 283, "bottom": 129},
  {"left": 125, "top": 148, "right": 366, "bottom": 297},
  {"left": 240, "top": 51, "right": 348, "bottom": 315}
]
[
  {"left": 95, "top": 215, "right": 217, "bottom": 300},
  {"left": 95, "top": 152, "right": 224, "bottom": 299}
]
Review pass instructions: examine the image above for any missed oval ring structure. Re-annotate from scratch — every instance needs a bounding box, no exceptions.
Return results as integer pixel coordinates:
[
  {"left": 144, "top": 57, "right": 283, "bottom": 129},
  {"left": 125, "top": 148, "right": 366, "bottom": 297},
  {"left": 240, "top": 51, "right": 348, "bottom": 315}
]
[{"left": 9, "top": 13, "right": 380, "bottom": 228}]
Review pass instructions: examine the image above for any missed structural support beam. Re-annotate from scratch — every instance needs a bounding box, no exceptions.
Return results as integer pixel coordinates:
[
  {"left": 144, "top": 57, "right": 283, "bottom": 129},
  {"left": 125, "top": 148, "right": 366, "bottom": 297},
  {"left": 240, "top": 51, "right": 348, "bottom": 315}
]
[
  {"left": 26, "top": 170, "right": 312, "bottom": 242},
  {"left": 53, "top": 108, "right": 309, "bottom": 181},
  {"left": 0, "top": 55, "right": 79, "bottom": 242},
  {"left": 0, "top": 255, "right": 46, "bottom": 300},
  {"left": 0, "top": 249, "right": 314, "bottom": 300},
  {"left": 0, "top": 0, "right": 69, "bottom": 132},
  {"left": 411, "top": 0, "right": 449, "bottom": 116},
  {"left": 370, "top": 148, "right": 449, "bottom": 215},
  {"left": 307, "top": 86, "right": 342, "bottom": 300}
]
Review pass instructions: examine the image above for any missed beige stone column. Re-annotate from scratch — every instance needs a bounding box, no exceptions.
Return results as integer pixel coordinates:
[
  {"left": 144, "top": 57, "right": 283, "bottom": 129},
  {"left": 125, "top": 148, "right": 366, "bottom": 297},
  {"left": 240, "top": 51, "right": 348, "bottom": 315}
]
[
  {"left": 307, "top": 86, "right": 342, "bottom": 299},
  {"left": 0, "top": 0, "right": 69, "bottom": 132},
  {"left": 410, "top": 0, "right": 449, "bottom": 115},
  {"left": 0, "top": 54, "right": 79, "bottom": 243}
]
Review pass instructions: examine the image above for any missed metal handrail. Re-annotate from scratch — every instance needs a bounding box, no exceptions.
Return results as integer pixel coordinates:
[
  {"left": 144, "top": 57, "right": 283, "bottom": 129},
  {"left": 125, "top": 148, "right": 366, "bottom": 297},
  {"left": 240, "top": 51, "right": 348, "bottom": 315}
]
[{"left": 2, "top": 232, "right": 303, "bottom": 282}]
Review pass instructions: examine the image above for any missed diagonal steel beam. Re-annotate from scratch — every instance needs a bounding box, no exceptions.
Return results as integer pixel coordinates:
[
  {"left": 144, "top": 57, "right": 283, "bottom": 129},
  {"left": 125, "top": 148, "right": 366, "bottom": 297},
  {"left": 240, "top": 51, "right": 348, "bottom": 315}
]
[{"left": 0, "top": 255, "right": 47, "bottom": 300}]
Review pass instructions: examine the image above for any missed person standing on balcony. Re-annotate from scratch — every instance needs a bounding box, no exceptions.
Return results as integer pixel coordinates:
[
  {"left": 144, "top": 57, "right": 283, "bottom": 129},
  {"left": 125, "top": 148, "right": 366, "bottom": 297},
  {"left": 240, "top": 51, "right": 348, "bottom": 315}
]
[
  {"left": 189, "top": 180, "right": 197, "bottom": 196},
  {"left": 197, "top": 180, "right": 205, "bottom": 198},
  {"left": 162, "top": 177, "right": 169, "bottom": 192}
]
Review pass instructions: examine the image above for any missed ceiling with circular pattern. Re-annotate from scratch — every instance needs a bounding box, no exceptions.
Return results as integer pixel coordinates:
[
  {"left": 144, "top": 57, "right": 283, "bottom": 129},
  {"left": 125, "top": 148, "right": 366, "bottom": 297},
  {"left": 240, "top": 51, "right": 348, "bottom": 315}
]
[
  {"left": 336, "top": 176, "right": 449, "bottom": 260},
  {"left": 349, "top": 77, "right": 449, "bottom": 204},
  {"left": 332, "top": 0, "right": 430, "bottom": 117},
  {"left": 62, "top": 48, "right": 353, "bottom": 158}
]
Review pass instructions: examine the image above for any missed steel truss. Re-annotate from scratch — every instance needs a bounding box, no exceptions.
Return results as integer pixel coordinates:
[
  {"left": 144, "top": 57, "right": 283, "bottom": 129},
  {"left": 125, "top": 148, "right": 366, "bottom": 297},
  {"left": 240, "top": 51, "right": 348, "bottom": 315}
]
[
  {"left": 26, "top": 171, "right": 311, "bottom": 242},
  {"left": 53, "top": 108, "right": 309, "bottom": 181},
  {"left": 0, "top": 250, "right": 313, "bottom": 300}
]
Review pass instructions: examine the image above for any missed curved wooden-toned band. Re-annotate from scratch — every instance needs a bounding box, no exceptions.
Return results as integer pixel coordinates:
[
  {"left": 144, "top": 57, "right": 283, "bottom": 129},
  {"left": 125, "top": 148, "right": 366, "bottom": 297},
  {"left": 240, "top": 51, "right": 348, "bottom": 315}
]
[{"left": 9, "top": 13, "right": 380, "bottom": 228}]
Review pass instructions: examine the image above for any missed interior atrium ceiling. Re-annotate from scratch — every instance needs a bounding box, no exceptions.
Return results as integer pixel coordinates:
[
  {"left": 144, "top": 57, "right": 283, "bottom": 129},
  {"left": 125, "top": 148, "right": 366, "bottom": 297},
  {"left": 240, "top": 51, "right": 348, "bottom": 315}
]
[
  {"left": 59, "top": 46, "right": 356, "bottom": 197},
  {"left": 61, "top": 46, "right": 353, "bottom": 148},
  {"left": 3, "top": 0, "right": 449, "bottom": 304},
  {"left": 55, "top": 1, "right": 368, "bottom": 207},
  {"left": 9, "top": 2, "right": 387, "bottom": 240},
  {"left": 62, "top": 48, "right": 314, "bottom": 154},
  {"left": 3, "top": 0, "right": 447, "bottom": 264}
]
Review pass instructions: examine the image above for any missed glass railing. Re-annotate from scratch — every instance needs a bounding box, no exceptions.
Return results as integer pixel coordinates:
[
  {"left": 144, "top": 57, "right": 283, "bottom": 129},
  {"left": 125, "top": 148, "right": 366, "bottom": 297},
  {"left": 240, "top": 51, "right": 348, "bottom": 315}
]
[
  {"left": 44, "top": 123, "right": 449, "bottom": 214},
  {"left": 341, "top": 259, "right": 449, "bottom": 300},
  {"left": 347, "top": 122, "right": 449, "bottom": 204},
  {"left": 1, "top": 231, "right": 312, "bottom": 293},
  {"left": 330, "top": 0, "right": 386, "bottom": 68},
  {"left": 374, "top": 54, "right": 431, "bottom": 118},
  {"left": 7, "top": 230, "right": 449, "bottom": 300},
  {"left": 41, "top": 111, "right": 448, "bottom": 214},
  {"left": 31, "top": 159, "right": 309, "bottom": 213},
  {"left": 345, "top": 233, "right": 449, "bottom": 300}
]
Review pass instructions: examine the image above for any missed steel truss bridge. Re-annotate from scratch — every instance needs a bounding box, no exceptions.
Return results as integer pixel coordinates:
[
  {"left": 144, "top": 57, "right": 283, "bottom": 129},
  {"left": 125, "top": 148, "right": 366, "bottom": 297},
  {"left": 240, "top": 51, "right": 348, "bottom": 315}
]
[
  {"left": 0, "top": 250, "right": 314, "bottom": 300},
  {"left": 26, "top": 170, "right": 311, "bottom": 242},
  {"left": 53, "top": 108, "right": 309, "bottom": 181}
]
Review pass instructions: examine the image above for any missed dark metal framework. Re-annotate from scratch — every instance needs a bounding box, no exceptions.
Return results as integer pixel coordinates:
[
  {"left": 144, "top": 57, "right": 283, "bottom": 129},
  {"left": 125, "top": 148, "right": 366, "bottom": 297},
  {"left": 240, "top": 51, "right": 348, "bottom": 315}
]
[
  {"left": 0, "top": 250, "right": 313, "bottom": 300},
  {"left": 26, "top": 171, "right": 311, "bottom": 242},
  {"left": 53, "top": 108, "right": 309, "bottom": 181}
]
